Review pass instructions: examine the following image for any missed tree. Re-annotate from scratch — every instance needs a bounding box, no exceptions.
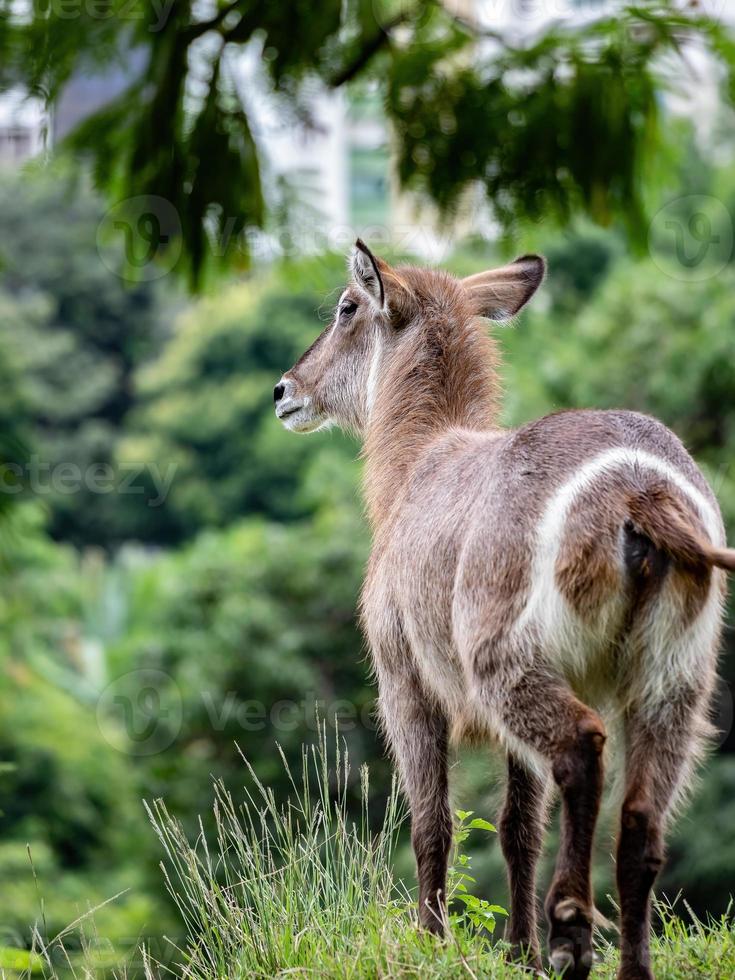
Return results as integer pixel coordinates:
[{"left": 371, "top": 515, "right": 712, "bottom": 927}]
[
  {"left": 0, "top": 504, "right": 172, "bottom": 950},
  {"left": 0, "top": 166, "right": 173, "bottom": 546},
  {"left": 3, "top": 1, "right": 735, "bottom": 285}
]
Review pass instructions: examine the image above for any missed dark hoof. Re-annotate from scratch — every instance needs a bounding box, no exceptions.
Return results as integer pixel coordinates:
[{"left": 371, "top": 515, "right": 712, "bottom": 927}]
[{"left": 547, "top": 896, "right": 594, "bottom": 979}]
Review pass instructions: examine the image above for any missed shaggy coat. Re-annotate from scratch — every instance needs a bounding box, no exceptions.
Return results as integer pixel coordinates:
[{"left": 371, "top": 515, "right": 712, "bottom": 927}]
[{"left": 275, "top": 242, "right": 733, "bottom": 980}]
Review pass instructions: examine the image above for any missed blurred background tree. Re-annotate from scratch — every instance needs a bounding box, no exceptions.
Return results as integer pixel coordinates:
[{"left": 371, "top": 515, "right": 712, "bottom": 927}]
[
  {"left": 3, "top": 1, "right": 735, "bottom": 284},
  {"left": 0, "top": 166, "right": 177, "bottom": 546},
  {"left": 1, "top": 0, "right": 735, "bottom": 974}
]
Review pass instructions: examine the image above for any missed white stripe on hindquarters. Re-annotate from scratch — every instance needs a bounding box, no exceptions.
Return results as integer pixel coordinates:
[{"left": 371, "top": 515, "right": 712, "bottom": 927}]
[{"left": 515, "top": 448, "right": 723, "bottom": 676}]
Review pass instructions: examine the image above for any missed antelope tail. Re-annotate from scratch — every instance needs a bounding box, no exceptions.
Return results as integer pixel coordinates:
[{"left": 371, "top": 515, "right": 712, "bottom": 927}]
[{"left": 626, "top": 487, "right": 735, "bottom": 574}]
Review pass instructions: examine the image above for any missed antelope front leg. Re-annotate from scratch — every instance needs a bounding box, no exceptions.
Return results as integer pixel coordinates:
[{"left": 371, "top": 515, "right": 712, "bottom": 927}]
[
  {"left": 377, "top": 666, "right": 452, "bottom": 935},
  {"left": 499, "top": 753, "right": 549, "bottom": 972}
]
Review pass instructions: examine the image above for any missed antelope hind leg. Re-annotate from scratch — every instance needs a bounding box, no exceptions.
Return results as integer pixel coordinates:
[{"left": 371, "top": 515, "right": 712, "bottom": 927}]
[{"left": 478, "top": 664, "right": 606, "bottom": 979}]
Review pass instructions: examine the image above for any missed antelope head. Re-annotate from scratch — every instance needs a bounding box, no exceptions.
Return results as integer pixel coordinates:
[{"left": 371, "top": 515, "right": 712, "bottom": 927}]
[{"left": 274, "top": 240, "right": 545, "bottom": 436}]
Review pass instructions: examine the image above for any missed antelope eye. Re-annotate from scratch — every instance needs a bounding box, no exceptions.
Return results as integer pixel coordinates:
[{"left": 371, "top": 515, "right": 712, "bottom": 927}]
[{"left": 339, "top": 300, "right": 358, "bottom": 319}]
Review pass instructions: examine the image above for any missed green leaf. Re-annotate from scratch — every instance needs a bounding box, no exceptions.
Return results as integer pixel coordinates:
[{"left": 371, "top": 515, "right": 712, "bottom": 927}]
[
  {"left": 453, "top": 893, "right": 476, "bottom": 907},
  {"left": 467, "top": 818, "right": 497, "bottom": 833},
  {"left": 453, "top": 872, "right": 476, "bottom": 884}
]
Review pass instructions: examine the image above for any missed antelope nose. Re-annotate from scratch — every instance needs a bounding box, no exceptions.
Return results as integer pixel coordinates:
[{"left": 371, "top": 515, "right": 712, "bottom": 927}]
[{"left": 274, "top": 377, "right": 297, "bottom": 408}]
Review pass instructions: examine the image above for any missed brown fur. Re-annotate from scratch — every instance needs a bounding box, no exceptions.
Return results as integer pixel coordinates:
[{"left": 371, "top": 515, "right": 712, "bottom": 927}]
[
  {"left": 362, "top": 266, "right": 502, "bottom": 530},
  {"left": 556, "top": 481, "right": 629, "bottom": 623},
  {"left": 275, "top": 245, "right": 730, "bottom": 980}
]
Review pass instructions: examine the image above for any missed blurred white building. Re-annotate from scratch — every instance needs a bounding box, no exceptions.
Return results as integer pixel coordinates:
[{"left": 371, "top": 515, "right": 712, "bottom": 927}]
[{"left": 0, "top": 87, "right": 46, "bottom": 166}]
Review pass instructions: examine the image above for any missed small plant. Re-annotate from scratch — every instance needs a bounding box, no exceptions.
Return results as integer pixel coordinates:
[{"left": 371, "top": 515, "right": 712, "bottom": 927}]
[{"left": 448, "top": 809, "right": 508, "bottom": 937}]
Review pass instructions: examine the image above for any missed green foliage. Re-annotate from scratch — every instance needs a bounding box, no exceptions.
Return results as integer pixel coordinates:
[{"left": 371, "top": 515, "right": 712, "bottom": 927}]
[
  {"left": 5, "top": 2, "right": 735, "bottom": 283},
  {"left": 387, "top": 7, "right": 662, "bottom": 238},
  {"left": 0, "top": 166, "right": 174, "bottom": 546},
  {"left": 0, "top": 505, "right": 170, "bottom": 955},
  {"left": 541, "top": 225, "right": 623, "bottom": 315},
  {"left": 663, "top": 757, "right": 735, "bottom": 913},
  {"left": 98, "top": 505, "right": 375, "bottom": 825},
  {"left": 0, "top": 946, "right": 42, "bottom": 973},
  {"left": 448, "top": 810, "right": 506, "bottom": 935}
]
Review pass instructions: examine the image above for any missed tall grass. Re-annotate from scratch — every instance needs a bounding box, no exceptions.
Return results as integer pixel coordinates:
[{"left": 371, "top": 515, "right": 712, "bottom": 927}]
[
  {"left": 142, "top": 731, "right": 518, "bottom": 979},
  {"left": 143, "top": 735, "right": 402, "bottom": 977},
  {"left": 140, "top": 731, "right": 735, "bottom": 979}
]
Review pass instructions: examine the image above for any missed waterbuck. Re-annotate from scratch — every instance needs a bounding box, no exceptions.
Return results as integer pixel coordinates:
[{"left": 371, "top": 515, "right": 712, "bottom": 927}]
[{"left": 274, "top": 241, "right": 734, "bottom": 979}]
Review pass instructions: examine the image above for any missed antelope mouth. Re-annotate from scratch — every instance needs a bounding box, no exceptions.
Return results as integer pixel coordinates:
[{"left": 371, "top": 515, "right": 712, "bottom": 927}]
[
  {"left": 276, "top": 404, "right": 300, "bottom": 419},
  {"left": 275, "top": 399, "right": 327, "bottom": 433}
]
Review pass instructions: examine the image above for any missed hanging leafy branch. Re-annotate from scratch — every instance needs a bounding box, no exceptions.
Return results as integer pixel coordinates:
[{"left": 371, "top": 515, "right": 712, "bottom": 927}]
[{"left": 1, "top": 0, "right": 734, "bottom": 286}]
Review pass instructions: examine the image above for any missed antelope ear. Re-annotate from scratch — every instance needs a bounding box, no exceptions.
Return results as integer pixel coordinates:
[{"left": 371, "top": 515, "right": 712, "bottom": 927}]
[
  {"left": 462, "top": 254, "right": 546, "bottom": 321},
  {"left": 351, "top": 239, "right": 385, "bottom": 310}
]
